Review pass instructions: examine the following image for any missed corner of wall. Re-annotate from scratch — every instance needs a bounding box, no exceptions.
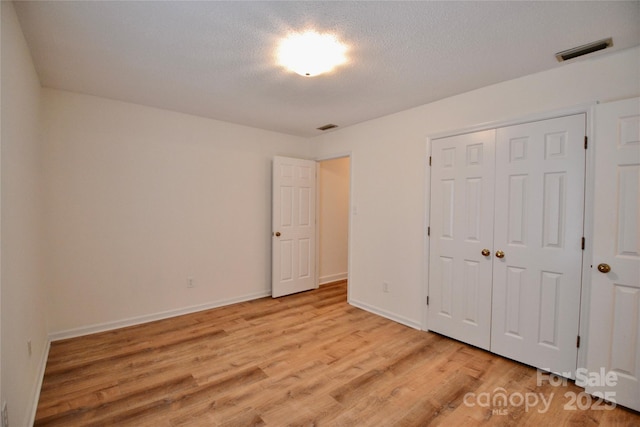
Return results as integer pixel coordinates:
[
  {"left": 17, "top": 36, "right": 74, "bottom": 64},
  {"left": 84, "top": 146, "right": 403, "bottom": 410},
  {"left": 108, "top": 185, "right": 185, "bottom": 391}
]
[{"left": 1, "top": 1, "right": 49, "bottom": 425}]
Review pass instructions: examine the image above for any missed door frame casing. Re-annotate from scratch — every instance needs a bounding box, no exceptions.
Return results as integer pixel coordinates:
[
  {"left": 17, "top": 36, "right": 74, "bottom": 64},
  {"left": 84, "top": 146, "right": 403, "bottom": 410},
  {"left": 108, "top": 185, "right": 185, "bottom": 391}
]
[{"left": 424, "top": 103, "right": 595, "bottom": 377}]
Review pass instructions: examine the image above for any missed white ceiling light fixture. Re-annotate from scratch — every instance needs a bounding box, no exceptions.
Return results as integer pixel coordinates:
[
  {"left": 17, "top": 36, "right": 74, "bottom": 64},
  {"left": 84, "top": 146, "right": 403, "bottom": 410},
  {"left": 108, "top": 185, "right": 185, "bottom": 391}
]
[{"left": 277, "top": 31, "right": 348, "bottom": 77}]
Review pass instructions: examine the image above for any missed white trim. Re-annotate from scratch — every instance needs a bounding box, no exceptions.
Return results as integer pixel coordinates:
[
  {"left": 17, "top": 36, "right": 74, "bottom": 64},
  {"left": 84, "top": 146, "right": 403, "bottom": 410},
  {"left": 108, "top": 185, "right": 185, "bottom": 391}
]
[
  {"left": 28, "top": 338, "right": 51, "bottom": 427},
  {"left": 422, "top": 145, "right": 432, "bottom": 331},
  {"left": 319, "top": 272, "right": 348, "bottom": 285},
  {"left": 347, "top": 154, "right": 353, "bottom": 303},
  {"left": 428, "top": 102, "right": 597, "bottom": 141},
  {"left": 49, "top": 290, "right": 271, "bottom": 341},
  {"left": 349, "top": 298, "right": 421, "bottom": 330},
  {"left": 576, "top": 103, "right": 597, "bottom": 382},
  {"left": 315, "top": 152, "right": 352, "bottom": 162},
  {"left": 315, "top": 160, "right": 321, "bottom": 291}
]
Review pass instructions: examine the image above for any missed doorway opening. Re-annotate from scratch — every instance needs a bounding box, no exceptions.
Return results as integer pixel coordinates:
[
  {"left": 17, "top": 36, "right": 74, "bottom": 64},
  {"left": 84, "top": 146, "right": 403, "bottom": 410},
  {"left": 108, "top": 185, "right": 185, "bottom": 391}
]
[{"left": 317, "top": 156, "right": 350, "bottom": 297}]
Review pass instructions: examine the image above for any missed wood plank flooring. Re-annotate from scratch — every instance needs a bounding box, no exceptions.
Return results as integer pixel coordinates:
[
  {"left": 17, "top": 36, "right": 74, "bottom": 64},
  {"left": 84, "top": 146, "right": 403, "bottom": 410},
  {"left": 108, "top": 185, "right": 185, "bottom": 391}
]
[{"left": 35, "top": 281, "right": 639, "bottom": 426}]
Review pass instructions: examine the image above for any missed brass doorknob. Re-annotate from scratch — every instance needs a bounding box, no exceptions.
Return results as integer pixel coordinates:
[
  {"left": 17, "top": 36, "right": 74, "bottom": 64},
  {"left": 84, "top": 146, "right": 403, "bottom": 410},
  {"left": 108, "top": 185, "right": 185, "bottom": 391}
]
[
  {"left": 597, "top": 263, "right": 611, "bottom": 273},
  {"left": 481, "top": 249, "right": 491, "bottom": 257},
  {"left": 495, "top": 250, "right": 505, "bottom": 259},
  {"left": 275, "top": 231, "right": 281, "bottom": 237}
]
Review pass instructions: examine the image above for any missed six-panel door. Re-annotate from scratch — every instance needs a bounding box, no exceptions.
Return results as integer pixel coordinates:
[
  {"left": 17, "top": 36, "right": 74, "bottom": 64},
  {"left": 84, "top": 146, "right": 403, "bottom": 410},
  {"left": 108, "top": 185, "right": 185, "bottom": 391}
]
[
  {"left": 491, "top": 114, "right": 586, "bottom": 377},
  {"left": 428, "top": 130, "right": 496, "bottom": 350},
  {"left": 272, "top": 156, "right": 317, "bottom": 298},
  {"left": 586, "top": 98, "right": 640, "bottom": 411}
]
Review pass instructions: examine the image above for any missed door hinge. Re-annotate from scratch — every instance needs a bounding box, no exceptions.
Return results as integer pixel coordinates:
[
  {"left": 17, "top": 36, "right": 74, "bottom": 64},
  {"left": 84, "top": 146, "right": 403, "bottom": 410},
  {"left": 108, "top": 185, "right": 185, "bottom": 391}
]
[
  {"left": 584, "top": 136, "right": 588, "bottom": 149},
  {"left": 429, "top": 156, "right": 432, "bottom": 166},
  {"left": 426, "top": 296, "right": 429, "bottom": 306},
  {"left": 427, "top": 226, "right": 430, "bottom": 236},
  {"left": 577, "top": 335, "right": 581, "bottom": 348},
  {"left": 581, "top": 237, "right": 585, "bottom": 250}
]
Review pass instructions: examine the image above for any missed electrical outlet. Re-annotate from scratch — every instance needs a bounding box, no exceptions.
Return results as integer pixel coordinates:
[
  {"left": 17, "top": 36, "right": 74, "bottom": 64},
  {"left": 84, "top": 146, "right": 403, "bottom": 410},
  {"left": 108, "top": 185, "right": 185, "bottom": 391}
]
[
  {"left": 187, "top": 278, "right": 195, "bottom": 288},
  {"left": 2, "top": 401, "right": 8, "bottom": 427},
  {"left": 27, "top": 340, "right": 32, "bottom": 357},
  {"left": 383, "top": 282, "right": 390, "bottom": 293}
]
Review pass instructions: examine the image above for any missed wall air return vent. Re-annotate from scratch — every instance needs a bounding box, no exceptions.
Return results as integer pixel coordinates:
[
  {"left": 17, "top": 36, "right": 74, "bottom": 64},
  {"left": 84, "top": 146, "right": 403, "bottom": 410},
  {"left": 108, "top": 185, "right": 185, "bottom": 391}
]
[
  {"left": 317, "top": 124, "right": 338, "bottom": 131},
  {"left": 555, "top": 37, "right": 613, "bottom": 62}
]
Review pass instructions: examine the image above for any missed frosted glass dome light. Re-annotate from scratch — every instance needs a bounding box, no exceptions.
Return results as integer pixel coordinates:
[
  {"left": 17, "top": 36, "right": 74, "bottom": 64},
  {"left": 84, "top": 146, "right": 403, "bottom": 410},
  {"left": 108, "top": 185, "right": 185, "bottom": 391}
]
[{"left": 277, "top": 31, "right": 348, "bottom": 77}]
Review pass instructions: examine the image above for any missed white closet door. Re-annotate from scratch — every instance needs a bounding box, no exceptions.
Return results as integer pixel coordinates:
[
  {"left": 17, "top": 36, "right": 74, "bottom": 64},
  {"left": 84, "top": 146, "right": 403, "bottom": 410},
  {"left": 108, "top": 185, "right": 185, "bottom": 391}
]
[
  {"left": 491, "top": 114, "right": 586, "bottom": 376},
  {"left": 586, "top": 97, "right": 640, "bottom": 411},
  {"left": 428, "top": 130, "right": 496, "bottom": 350}
]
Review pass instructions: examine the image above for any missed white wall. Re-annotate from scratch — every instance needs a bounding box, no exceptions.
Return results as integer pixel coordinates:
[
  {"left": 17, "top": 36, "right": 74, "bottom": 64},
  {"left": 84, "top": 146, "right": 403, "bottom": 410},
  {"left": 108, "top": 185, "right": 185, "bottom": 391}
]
[
  {"left": 42, "top": 89, "right": 312, "bottom": 335},
  {"left": 318, "top": 157, "right": 349, "bottom": 284},
  {"left": 1, "top": 2, "right": 49, "bottom": 426},
  {"left": 312, "top": 46, "right": 640, "bottom": 328}
]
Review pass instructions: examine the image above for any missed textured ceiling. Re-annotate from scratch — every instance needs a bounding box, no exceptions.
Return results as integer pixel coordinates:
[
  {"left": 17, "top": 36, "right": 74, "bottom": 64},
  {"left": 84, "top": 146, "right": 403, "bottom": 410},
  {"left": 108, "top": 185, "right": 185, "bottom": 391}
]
[{"left": 13, "top": 1, "right": 640, "bottom": 137}]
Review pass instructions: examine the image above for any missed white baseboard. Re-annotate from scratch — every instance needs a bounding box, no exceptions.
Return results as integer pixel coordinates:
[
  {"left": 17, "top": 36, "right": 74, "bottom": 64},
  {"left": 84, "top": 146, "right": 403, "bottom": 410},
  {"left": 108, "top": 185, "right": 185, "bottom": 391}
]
[
  {"left": 28, "top": 338, "right": 51, "bottom": 426},
  {"left": 49, "top": 290, "right": 271, "bottom": 342},
  {"left": 319, "top": 272, "right": 348, "bottom": 285},
  {"left": 348, "top": 298, "right": 422, "bottom": 330}
]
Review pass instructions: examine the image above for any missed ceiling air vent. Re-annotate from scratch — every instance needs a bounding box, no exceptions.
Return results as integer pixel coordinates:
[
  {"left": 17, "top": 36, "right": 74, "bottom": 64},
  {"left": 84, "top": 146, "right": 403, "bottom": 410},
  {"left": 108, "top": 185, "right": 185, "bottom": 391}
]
[
  {"left": 317, "top": 124, "right": 338, "bottom": 131},
  {"left": 555, "top": 37, "right": 613, "bottom": 62}
]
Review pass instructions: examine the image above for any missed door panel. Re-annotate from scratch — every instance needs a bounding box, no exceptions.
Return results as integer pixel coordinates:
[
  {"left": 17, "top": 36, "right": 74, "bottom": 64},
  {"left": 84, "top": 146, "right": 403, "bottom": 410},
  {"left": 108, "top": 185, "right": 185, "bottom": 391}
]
[
  {"left": 272, "top": 156, "right": 317, "bottom": 298},
  {"left": 504, "top": 266, "right": 525, "bottom": 338},
  {"left": 491, "top": 114, "right": 586, "bottom": 376},
  {"left": 428, "top": 130, "right": 496, "bottom": 350},
  {"left": 586, "top": 97, "right": 640, "bottom": 411}
]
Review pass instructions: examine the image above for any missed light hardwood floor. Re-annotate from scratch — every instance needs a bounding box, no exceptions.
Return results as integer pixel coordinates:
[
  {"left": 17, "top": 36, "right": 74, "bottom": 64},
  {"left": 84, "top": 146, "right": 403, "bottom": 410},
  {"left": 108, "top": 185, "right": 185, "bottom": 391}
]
[{"left": 35, "top": 281, "right": 639, "bottom": 426}]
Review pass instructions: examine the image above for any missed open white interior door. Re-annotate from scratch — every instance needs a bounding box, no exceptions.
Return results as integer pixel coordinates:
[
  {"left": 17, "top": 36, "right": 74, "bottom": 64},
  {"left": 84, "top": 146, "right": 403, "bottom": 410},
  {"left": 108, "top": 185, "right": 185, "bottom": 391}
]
[
  {"left": 585, "top": 97, "right": 640, "bottom": 411},
  {"left": 272, "top": 156, "right": 317, "bottom": 298}
]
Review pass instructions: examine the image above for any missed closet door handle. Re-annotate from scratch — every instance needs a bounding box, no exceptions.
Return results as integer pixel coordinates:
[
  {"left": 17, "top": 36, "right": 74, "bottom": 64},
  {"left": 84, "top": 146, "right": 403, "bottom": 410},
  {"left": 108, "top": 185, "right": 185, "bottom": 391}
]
[
  {"left": 481, "top": 249, "right": 491, "bottom": 257},
  {"left": 597, "top": 263, "right": 611, "bottom": 273},
  {"left": 495, "top": 250, "right": 505, "bottom": 259}
]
